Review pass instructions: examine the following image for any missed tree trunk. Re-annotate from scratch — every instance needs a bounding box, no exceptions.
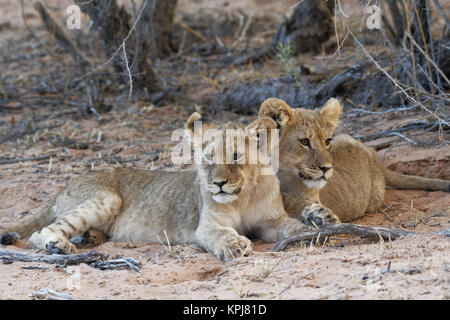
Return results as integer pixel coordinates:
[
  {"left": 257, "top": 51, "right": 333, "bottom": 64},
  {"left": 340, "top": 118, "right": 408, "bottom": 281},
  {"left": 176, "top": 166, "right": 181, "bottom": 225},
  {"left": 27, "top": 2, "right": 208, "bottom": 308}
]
[
  {"left": 74, "top": 0, "right": 178, "bottom": 94},
  {"left": 233, "top": 0, "right": 335, "bottom": 65},
  {"left": 153, "top": 0, "right": 178, "bottom": 57}
]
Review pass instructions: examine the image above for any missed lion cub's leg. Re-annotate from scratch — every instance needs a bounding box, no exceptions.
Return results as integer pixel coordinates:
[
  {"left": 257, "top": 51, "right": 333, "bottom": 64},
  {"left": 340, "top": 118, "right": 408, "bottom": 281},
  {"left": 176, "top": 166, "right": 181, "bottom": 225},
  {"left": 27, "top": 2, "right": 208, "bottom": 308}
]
[
  {"left": 30, "top": 192, "right": 121, "bottom": 254},
  {"left": 256, "top": 214, "right": 315, "bottom": 242},
  {"left": 300, "top": 202, "right": 340, "bottom": 227},
  {"left": 70, "top": 229, "right": 107, "bottom": 248},
  {"left": 195, "top": 215, "right": 252, "bottom": 262},
  {"left": 283, "top": 192, "right": 340, "bottom": 226}
]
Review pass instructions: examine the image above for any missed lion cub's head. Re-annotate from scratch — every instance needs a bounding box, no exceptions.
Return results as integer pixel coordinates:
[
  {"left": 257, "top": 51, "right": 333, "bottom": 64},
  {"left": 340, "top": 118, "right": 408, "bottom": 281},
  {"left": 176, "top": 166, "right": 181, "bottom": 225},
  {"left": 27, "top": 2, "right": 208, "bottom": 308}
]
[
  {"left": 186, "top": 113, "right": 278, "bottom": 204},
  {"left": 259, "top": 97, "right": 342, "bottom": 189}
]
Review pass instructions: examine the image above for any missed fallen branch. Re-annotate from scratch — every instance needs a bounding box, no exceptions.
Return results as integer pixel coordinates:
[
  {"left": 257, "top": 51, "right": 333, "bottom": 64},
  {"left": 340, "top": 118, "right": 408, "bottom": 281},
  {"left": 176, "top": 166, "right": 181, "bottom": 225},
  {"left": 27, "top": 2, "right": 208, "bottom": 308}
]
[
  {"left": 271, "top": 223, "right": 414, "bottom": 252},
  {"left": 353, "top": 123, "right": 433, "bottom": 142},
  {"left": 313, "top": 64, "right": 363, "bottom": 101},
  {"left": 362, "top": 261, "right": 421, "bottom": 283},
  {"left": 0, "top": 120, "right": 65, "bottom": 144},
  {"left": 0, "top": 249, "right": 106, "bottom": 266},
  {"left": 90, "top": 257, "right": 141, "bottom": 272},
  {"left": 348, "top": 106, "right": 415, "bottom": 115},
  {"left": 0, "top": 249, "right": 142, "bottom": 272},
  {"left": 30, "top": 288, "right": 76, "bottom": 300},
  {"left": 388, "top": 132, "right": 418, "bottom": 146},
  {"left": 0, "top": 154, "right": 57, "bottom": 165},
  {"left": 22, "top": 265, "right": 50, "bottom": 270}
]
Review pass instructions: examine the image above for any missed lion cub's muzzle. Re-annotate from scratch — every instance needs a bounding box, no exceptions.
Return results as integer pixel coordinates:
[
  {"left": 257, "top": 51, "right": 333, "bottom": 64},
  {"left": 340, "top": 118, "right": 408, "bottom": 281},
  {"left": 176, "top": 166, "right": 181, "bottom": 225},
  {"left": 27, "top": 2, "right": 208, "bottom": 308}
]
[
  {"left": 208, "top": 179, "right": 242, "bottom": 204},
  {"left": 299, "top": 166, "right": 333, "bottom": 189}
]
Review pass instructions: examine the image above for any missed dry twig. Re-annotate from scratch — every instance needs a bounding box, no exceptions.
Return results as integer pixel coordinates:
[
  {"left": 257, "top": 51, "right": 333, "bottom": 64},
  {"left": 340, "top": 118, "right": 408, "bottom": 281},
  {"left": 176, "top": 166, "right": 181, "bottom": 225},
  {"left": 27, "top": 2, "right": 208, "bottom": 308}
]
[
  {"left": 30, "top": 288, "right": 77, "bottom": 300},
  {"left": 271, "top": 223, "right": 414, "bottom": 252}
]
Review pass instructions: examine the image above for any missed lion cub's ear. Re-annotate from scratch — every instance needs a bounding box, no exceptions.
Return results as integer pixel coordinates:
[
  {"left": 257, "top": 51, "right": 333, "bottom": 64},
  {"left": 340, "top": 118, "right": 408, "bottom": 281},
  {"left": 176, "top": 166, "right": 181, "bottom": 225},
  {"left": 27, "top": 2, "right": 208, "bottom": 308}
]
[
  {"left": 258, "top": 98, "right": 294, "bottom": 128},
  {"left": 186, "top": 112, "right": 202, "bottom": 136},
  {"left": 319, "top": 98, "right": 342, "bottom": 132},
  {"left": 246, "top": 116, "right": 278, "bottom": 148},
  {"left": 246, "top": 117, "right": 278, "bottom": 133}
]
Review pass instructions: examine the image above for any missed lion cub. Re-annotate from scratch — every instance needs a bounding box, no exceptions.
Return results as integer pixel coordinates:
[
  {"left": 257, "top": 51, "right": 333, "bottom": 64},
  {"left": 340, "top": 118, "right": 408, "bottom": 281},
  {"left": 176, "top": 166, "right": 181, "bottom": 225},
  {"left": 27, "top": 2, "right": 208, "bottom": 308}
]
[
  {"left": 1, "top": 114, "right": 313, "bottom": 261},
  {"left": 259, "top": 97, "right": 450, "bottom": 222}
]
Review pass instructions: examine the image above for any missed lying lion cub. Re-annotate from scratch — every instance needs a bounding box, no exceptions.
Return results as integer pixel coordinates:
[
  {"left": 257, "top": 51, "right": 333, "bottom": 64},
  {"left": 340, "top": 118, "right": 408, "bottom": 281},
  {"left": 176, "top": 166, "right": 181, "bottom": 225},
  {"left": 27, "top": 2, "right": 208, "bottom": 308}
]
[
  {"left": 259, "top": 97, "right": 450, "bottom": 223},
  {"left": 1, "top": 114, "right": 314, "bottom": 261}
]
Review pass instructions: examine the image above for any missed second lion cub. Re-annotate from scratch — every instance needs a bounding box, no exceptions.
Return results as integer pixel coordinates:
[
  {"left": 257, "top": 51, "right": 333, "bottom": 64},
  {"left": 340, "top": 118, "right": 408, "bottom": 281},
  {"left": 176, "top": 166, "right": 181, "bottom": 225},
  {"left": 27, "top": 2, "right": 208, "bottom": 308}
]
[{"left": 1, "top": 114, "right": 314, "bottom": 261}]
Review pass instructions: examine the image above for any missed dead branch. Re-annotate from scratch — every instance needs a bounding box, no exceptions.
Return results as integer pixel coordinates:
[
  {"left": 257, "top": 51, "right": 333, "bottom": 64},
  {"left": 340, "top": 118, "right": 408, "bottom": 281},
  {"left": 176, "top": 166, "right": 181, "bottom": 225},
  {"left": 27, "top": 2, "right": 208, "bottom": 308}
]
[
  {"left": 22, "top": 265, "right": 50, "bottom": 270},
  {"left": 353, "top": 123, "right": 432, "bottom": 142},
  {"left": 90, "top": 257, "right": 141, "bottom": 272},
  {"left": 0, "top": 120, "right": 65, "bottom": 145},
  {"left": 437, "top": 228, "right": 450, "bottom": 237},
  {"left": 30, "top": 288, "right": 77, "bottom": 300},
  {"left": 313, "top": 64, "right": 362, "bottom": 101},
  {"left": 271, "top": 223, "right": 414, "bottom": 252},
  {"left": 0, "top": 249, "right": 105, "bottom": 266},
  {"left": 387, "top": 132, "right": 418, "bottom": 146},
  {"left": 349, "top": 106, "right": 415, "bottom": 115},
  {"left": 0, "top": 154, "right": 57, "bottom": 166},
  {"left": 362, "top": 261, "right": 421, "bottom": 282},
  {"left": 0, "top": 248, "right": 142, "bottom": 271}
]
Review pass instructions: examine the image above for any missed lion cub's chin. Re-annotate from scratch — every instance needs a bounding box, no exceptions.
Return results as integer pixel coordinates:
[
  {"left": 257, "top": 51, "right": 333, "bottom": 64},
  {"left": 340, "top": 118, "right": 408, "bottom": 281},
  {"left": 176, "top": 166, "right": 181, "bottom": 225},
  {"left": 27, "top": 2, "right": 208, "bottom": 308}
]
[
  {"left": 302, "top": 178, "right": 327, "bottom": 190},
  {"left": 212, "top": 193, "right": 238, "bottom": 204}
]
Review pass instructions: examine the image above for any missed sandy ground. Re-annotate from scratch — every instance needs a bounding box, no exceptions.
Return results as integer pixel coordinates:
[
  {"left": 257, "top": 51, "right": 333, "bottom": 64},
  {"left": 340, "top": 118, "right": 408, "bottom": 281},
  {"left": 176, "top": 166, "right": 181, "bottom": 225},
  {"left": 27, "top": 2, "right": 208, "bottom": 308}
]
[
  {"left": 0, "top": 0, "right": 449, "bottom": 300},
  {"left": 0, "top": 104, "right": 448, "bottom": 300}
]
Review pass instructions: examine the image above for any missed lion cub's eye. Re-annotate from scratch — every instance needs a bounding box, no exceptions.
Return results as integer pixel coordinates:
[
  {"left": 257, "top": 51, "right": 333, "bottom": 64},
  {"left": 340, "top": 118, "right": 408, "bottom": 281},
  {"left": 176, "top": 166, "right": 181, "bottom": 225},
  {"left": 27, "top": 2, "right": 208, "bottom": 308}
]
[
  {"left": 325, "top": 138, "right": 332, "bottom": 146},
  {"left": 299, "top": 138, "right": 310, "bottom": 147}
]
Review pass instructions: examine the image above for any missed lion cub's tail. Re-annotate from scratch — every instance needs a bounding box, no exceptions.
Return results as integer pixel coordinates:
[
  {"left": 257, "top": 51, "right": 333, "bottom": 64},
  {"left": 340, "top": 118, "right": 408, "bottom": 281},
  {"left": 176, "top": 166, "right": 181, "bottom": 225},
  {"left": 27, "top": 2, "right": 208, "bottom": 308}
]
[
  {"left": 0, "top": 201, "right": 56, "bottom": 245},
  {"left": 382, "top": 167, "right": 450, "bottom": 192}
]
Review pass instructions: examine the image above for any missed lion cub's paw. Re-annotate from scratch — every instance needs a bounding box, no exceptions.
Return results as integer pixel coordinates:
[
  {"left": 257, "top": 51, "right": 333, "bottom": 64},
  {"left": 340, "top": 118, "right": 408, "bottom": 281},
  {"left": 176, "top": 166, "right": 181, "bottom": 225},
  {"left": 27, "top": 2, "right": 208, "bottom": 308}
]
[
  {"left": 215, "top": 235, "right": 252, "bottom": 262},
  {"left": 1, "top": 232, "right": 20, "bottom": 245},
  {"left": 82, "top": 229, "right": 106, "bottom": 247},
  {"left": 70, "top": 229, "right": 106, "bottom": 248},
  {"left": 46, "top": 240, "right": 78, "bottom": 255},
  {"left": 301, "top": 203, "right": 340, "bottom": 227},
  {"left": 30, "top": 230, "right": 78, "bottom": 255}
]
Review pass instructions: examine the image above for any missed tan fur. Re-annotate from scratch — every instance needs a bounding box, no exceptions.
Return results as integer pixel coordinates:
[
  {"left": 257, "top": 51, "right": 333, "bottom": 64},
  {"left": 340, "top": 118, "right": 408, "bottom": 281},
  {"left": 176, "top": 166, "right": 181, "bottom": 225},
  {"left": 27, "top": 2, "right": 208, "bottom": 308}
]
[
  {"left": 259, "top": 98, "right": 450, "bottom": 222},
  {"left": 1, "top": 115, "right": 313, "bottom": 261}
]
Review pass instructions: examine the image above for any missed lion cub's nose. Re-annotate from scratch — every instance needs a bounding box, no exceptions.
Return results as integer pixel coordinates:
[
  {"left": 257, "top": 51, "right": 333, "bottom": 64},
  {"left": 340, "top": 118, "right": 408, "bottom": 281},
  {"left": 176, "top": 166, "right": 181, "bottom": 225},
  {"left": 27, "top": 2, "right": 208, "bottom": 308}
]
[
  {"left": 213, "top": 179, "right": 227, "bottom": 188},
  {"left": 319, "top": 166, "right": 331, "bottom": 174}
]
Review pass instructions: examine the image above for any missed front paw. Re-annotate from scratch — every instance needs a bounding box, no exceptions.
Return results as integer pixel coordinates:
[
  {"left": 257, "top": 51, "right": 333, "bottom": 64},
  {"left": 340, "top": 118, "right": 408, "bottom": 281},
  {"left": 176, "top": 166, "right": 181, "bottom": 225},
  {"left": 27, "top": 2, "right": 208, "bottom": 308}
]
[
  {"left": 1, "top": 232, "right": 20, "bottom": 245},
  {"left": 30, "top": 231, "right": 77, "bottom": 254},
  {"left": 81, "top": 229, "right": 106, "bottom": 247},
  {"left": 301, "top": 203, "right": 340, "bottom": 227},
  {"left": 215, "top": 235, "right": 252, "bottom": 262},
  {"left": 46, "top": 240, "right": 78, "bottom": 255}
]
